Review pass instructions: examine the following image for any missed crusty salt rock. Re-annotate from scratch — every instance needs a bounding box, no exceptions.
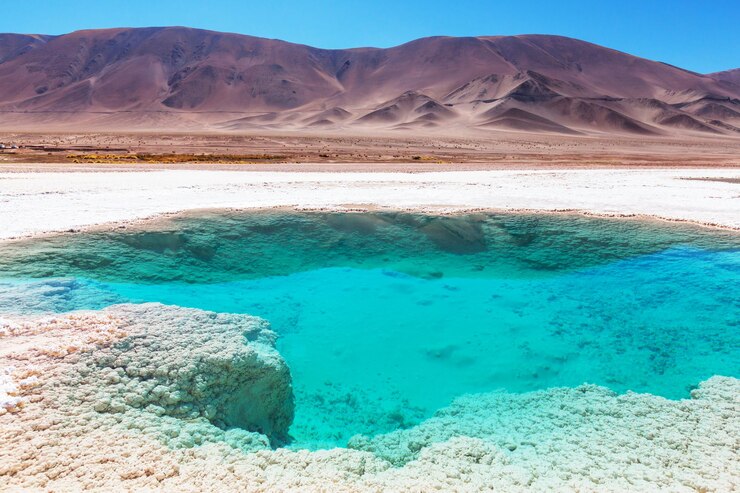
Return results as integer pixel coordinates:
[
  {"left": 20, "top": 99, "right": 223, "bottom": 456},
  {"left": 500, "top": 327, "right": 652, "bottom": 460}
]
[
  {"left": 0, "top": 368, "right": 22, "bottom": 414},
  {"left": 83, "top": 304, "right": 295, "bottom": 442}
]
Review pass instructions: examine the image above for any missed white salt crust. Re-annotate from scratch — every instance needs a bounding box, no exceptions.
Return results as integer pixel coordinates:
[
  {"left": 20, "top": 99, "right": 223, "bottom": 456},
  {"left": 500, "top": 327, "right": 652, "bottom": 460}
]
[
  {"left": 0, "top": 304, "right": 738, "bottom": 492},
  {"left": 1, "top": 168, "right": 740, "bottom": 241}
]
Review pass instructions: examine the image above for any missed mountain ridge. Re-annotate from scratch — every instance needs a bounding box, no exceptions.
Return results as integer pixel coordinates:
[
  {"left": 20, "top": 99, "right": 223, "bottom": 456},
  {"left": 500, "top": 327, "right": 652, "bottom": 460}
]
[{"left": 0, "top": 27, "right": 738, "bottom": 136}]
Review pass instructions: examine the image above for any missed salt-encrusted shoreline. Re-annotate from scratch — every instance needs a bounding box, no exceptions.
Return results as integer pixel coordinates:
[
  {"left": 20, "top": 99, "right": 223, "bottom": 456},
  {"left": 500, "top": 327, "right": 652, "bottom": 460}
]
[
  {"left": 1, "top": 305, "right": 738, "bottom": 492},
  {"left": 1, "top": 168, "right": 739, "bottom": 240}
]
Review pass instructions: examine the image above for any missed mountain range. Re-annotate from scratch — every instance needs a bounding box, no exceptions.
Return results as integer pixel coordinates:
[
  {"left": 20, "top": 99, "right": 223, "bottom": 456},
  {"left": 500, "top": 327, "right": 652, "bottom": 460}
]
[{"left": 0, "top": 27, "right": 738, "bottom": 136}]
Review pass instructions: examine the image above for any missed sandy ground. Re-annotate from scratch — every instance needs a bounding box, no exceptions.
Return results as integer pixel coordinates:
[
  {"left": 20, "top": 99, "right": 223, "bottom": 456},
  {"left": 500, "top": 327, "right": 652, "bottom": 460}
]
[
  {"left": 1, "top": 131, "right": 739, "bottom": 168},
  {"left": 0, "top": 167, "right": 739, "bottom": 240}
]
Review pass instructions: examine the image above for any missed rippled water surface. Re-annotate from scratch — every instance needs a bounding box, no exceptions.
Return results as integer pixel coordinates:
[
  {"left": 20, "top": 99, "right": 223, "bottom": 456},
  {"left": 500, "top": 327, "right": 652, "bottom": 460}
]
[{"left": 1, "top": 211, "right": 738, "bottom": 448}]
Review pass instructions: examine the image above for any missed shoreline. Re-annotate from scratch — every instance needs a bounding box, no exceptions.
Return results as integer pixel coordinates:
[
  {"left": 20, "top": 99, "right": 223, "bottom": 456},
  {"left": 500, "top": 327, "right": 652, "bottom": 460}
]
[
  {"left": 1, "top": 167, "right": 739, "bottom": 241},
  {"left": 2, "top": 205, "right": 739, "bottom": 246},
  {"left": 1, "top": 304, "right": 738, "bottom": 491}
]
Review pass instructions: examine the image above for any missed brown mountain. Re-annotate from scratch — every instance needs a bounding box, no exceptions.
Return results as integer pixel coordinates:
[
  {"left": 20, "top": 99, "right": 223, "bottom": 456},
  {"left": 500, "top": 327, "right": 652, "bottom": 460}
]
[
  {"left": 0, "top": 27, "right": 738, "bottom": 136},
  {"left": 708, "top": 68, "right": 740, "bottom": 85}
]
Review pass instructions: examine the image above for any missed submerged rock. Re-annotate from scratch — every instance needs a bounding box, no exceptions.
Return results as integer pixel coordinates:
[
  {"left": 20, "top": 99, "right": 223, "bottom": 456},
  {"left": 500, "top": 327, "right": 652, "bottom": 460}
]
[{"left": 419, "top": 216, "right": 487, "bottom": 254}]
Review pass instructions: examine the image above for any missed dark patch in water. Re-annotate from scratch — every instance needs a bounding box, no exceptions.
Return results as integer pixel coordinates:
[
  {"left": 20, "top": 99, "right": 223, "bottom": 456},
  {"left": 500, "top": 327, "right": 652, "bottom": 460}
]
[
  {"left": 0, "top": 211, "right": 737, "bottom": 286},
  {"left": 420, "top": 217, "right": 487, "bottom": 254}
]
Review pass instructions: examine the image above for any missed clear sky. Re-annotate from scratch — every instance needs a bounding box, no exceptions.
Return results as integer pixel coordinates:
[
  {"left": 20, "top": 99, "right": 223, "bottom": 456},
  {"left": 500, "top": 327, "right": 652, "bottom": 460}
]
[{"left": 1, "top": 0, "right": 738, "bottom": 73}]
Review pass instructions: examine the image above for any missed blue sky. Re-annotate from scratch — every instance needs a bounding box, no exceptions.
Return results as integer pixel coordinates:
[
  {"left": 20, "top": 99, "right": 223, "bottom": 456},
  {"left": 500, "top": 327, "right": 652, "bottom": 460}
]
[{"left": 1, "top": 0, "right": 738, "bottom": 73}]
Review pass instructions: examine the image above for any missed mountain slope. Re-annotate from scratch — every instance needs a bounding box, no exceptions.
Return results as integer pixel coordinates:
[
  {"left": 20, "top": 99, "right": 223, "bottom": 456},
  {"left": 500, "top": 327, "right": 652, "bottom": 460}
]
[
  {"left": 708, "top": 68, "right": 740, "bottom": 85},
  {"left": 0, "top": 27, "right": 738, "bottom": 136}
]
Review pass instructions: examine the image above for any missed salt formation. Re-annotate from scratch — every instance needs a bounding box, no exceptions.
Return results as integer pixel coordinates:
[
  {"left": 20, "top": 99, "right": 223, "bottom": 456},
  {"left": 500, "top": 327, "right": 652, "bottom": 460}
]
[
  {"left": 0, "top": 304, "right": 738, "bottom": 491},
  {"left": 350, "top": 378, "right": 740, "bottom": 491},
  {"left": 0, "top": 304, "right": 295, "bottom": 489},
  {"left": 81, "top": 304, "right": 294, "bottom": 443}
]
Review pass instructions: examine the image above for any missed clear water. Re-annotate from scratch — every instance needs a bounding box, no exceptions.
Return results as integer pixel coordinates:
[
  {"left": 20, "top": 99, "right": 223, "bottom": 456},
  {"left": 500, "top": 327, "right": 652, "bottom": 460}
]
[{"left": 1, "top": 211, "right": 738, "bottom": 448}]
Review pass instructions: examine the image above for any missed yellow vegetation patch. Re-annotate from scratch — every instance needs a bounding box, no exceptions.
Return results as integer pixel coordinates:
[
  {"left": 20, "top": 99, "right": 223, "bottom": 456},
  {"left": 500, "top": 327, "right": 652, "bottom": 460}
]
[
  {"left": 68, "top": 153, "right": 288, "bottom": 164},
  {"left": 411, "top": 155, "right": 446, "bottom": 163}
]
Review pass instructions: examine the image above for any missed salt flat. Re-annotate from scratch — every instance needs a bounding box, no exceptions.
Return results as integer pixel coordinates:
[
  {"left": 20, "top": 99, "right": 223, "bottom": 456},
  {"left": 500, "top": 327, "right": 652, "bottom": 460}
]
[{"left": 1, "top": 168, "right": 739, "bottom": 239}]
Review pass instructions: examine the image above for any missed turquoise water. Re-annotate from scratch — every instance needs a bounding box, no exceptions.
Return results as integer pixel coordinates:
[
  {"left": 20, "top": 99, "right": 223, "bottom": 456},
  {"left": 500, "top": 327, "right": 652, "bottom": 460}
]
[{"left": 1, "top": 211, "right": 738, "bottom": 448}]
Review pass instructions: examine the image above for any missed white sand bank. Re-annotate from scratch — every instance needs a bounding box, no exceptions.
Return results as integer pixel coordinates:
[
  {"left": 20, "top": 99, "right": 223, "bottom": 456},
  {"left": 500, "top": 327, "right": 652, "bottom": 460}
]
[{"left": 1, "top": 168, "right": 739, "bottom": 239}]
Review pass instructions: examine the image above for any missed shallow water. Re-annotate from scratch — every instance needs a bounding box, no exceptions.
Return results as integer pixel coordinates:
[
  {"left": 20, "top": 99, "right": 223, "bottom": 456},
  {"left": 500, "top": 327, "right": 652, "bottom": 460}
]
[{"left": 1, "top": 211, "right": 738, "bottom": 448}]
